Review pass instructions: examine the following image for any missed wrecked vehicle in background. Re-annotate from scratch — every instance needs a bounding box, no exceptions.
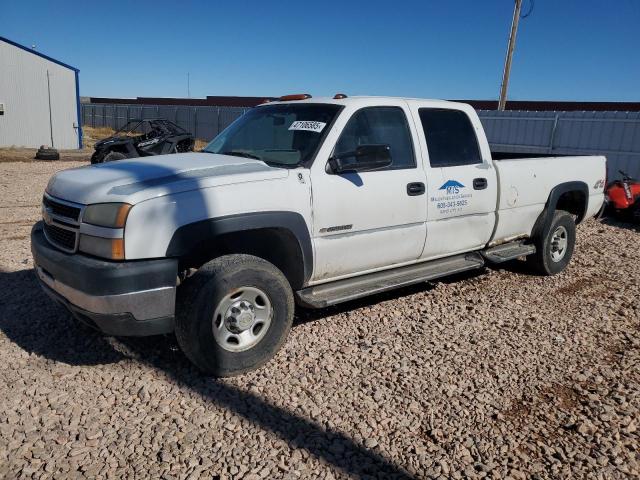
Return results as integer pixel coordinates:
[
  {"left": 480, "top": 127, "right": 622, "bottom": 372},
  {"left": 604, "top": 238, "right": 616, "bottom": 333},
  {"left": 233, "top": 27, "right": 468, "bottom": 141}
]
[{"left": 90, "top": 119, "right": 194, "bottom": 163}]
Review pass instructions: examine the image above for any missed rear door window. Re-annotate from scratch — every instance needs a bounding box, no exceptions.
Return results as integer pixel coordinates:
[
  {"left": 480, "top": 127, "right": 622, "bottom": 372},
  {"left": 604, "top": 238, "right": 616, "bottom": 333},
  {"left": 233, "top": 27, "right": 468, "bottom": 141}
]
[{"left": 419, "top": 108, "right": 482, "bottom": 167}]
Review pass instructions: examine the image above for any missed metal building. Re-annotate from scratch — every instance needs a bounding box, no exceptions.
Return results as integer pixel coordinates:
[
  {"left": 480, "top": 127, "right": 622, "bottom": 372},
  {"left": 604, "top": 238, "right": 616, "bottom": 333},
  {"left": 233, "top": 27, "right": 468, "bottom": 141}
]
[{"left": 0, "top": 36, "right": 81, "bottom": 149}]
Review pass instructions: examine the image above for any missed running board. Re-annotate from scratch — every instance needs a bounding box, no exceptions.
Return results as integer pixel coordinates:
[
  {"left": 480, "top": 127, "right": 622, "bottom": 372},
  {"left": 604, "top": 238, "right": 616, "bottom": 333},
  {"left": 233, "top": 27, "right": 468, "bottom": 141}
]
[
  {"left": 481, "top": 241, "right": 536, "bottom": 263},
  {"left": 296, "top": 253, "right": 485, "bottom": 308}
]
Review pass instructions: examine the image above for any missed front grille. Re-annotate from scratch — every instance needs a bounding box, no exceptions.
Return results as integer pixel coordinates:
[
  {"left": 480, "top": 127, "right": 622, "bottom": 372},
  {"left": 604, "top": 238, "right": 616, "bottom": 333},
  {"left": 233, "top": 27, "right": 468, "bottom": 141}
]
[
  {"left": 43, "top": 196, "right": 81, "bottom": 221},
  {"left": 42, "top": 195, "right": 83, "bottom": 252},
  {"left": 43, "top": 222, "right": 77, "bottom": 251}
]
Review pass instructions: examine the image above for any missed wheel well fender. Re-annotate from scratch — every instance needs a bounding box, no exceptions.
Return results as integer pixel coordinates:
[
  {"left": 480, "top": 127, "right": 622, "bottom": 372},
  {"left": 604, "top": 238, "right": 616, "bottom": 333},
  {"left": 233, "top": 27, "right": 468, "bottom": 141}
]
[
  {"left": 166, "top": 212, "right": 313, "bottom": 289},
  {"left": 531, "top": 181, "right": 589, "bottom": 239}
]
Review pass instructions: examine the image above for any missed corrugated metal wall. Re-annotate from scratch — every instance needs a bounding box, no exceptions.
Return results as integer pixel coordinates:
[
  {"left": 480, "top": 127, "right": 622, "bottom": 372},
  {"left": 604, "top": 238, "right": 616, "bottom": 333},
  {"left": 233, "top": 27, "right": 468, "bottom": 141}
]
[
  {"left": 478, "top": 110, "right": 640, "bottom": 180},
  {"left": 81, "top": 103, "right": 249, "bottom": 142},
  {"left": 0, "top": 41, "right": 79, "bottom": 149},
  {"left": 81, "top": 103, "right": 640, "bottom": 180}
]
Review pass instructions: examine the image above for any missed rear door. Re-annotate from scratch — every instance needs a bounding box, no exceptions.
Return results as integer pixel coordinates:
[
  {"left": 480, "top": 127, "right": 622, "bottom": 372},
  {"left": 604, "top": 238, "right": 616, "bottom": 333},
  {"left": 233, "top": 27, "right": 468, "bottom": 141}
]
[{"left": 409, "top": 104, "right": 497, "bottom": 259}]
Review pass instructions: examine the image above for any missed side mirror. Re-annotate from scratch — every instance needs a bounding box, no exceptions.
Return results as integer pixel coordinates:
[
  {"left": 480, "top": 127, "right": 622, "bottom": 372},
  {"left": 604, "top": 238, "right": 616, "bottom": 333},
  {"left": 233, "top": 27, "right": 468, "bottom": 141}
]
[{"left": 328, "top": 145, "right": 392, "bottom": 174}]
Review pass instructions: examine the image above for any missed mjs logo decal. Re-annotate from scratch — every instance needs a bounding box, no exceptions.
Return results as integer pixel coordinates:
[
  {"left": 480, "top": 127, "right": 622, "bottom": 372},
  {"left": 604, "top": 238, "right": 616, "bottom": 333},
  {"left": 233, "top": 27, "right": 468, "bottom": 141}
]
[
  {"left": 431, "top": 179, "right": 472, "bottom": 214},
  {"left": 439, "top": 180, "right": 465, "bottom": 194}
]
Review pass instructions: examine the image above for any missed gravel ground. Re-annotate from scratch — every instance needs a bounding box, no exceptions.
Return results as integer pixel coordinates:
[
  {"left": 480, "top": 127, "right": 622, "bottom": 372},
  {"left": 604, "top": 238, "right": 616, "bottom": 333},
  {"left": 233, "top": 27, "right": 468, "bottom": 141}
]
[{"left": 0, "top": 160, "right": 638, "bottom": 479}]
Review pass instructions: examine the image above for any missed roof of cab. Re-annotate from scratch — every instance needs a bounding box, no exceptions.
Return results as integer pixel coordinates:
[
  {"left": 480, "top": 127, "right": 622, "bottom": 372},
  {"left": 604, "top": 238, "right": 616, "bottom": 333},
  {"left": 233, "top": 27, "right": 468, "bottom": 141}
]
[{"left": 259, "top": 95, "right": 468, "bottom": 109}]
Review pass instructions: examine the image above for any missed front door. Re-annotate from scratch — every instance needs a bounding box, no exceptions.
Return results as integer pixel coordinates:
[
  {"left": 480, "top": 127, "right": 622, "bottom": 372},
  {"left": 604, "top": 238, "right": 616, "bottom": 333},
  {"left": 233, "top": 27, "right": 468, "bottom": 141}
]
[{"left": 310, "top": 103, "right": 427, "bottom": 283}]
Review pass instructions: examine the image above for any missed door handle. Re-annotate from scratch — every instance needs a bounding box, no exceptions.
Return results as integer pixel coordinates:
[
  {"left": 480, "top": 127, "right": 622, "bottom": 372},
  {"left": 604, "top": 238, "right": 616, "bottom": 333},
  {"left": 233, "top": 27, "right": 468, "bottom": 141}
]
[
  {"left": 473, "top": 178, "right": 488, "bottom": 190},
  {"left": 407, "top": 182, "right": 425, "bottom": 196}
]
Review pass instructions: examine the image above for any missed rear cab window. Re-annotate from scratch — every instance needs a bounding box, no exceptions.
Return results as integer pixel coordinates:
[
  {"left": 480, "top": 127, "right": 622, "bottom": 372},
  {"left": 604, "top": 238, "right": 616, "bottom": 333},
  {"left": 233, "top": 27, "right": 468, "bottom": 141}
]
[{"left": 418, "top": 108, "right": 482, "bottom": 167}]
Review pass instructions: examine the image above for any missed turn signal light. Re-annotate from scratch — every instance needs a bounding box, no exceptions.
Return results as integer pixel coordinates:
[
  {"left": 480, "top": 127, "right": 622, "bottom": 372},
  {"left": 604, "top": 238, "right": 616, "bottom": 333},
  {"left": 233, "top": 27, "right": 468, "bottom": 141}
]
[
  {"left": 78, "top": 235, "right": 125, "bottom": 260},
  {"left": 279, "top": 93, "right": 312, "bottom": 101},
  {"left": 111, "top": 238, "right": 125, "bottom": 260},
  {"left": 114, "top": 204, "right": 132, "bottom": 228}
]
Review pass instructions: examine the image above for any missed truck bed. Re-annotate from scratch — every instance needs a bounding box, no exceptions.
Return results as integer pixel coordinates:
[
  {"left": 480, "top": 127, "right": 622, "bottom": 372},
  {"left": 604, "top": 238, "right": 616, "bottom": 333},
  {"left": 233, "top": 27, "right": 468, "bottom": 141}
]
[{"left": 490, "top": 154, "right": 606, "bottom": 246}]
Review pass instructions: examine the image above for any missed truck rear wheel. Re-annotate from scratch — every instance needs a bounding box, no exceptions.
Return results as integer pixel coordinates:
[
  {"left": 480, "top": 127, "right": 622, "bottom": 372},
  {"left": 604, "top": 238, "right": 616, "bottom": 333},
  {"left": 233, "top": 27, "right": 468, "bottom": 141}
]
[
  {"left": 175, "top": 254, "right": 294, "bottom": 376},
  {"left": 527, "top": 210, "right": 576, "bottom": 275}
]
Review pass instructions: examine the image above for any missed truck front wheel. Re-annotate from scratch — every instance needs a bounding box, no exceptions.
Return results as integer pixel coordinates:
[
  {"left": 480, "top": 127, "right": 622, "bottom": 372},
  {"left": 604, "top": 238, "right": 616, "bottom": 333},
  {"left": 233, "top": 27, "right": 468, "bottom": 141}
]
[
  {"left": 527, "top": 210, "right": 576, "bottom": 275},
  {"left": 175, "top": 254, "right": 294, "bottom": 376}
]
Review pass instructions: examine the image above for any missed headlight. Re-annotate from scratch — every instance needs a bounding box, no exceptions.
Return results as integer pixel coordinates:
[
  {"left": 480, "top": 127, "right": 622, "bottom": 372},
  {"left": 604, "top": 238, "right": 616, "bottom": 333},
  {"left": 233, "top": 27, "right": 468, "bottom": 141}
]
[
  {"left": 79, "top": 235, "right": 125, "bottom": 260},
  {"left": 82, "top": 203, "right": 131, "bottom": 228},
  {"left": 79, "top": 203, "right": 131, "bottom": 259}
]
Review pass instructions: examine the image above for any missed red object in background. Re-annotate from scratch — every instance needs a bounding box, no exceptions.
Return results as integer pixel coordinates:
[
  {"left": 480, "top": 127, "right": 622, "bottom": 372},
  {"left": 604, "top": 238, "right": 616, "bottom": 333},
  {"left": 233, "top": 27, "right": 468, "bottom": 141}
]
[{"left": 606, "top": 170, "right": 640, "bottom": 221}]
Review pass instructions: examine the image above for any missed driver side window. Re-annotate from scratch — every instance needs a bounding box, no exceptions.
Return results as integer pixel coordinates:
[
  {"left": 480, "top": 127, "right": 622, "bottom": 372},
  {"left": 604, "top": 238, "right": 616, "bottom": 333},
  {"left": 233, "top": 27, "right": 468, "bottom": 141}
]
[{"left": 334, "top": 107, "right": 416, "bottom": 170}]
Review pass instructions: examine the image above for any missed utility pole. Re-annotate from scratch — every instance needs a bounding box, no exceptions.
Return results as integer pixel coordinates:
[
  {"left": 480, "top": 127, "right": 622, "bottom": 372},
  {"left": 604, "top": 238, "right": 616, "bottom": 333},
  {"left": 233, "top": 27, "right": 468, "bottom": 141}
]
[
  {"left": 498, "top": 0, "right": 523, "bottom": 111},
  {"left": 187, "top": 72, "right": 190, "bottom": 98}
]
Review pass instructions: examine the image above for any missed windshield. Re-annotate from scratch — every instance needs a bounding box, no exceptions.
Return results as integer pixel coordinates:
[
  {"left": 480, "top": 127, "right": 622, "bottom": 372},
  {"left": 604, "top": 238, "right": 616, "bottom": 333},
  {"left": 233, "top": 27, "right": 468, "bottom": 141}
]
[
  {"left": 203, "top": 104, "right": 342, "bottom": 167},
  {"left": 114, "top": 120, "right": 146, "bottom": 137},
  {"left": 114, "top": 120, "right": 185, "bottom": 137}
]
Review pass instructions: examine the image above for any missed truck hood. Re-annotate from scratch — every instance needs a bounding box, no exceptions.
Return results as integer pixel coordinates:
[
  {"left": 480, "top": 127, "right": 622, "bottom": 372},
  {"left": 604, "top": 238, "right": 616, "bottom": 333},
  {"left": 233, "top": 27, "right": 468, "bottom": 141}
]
[{"left": 46, "top": 152, "right": 289, "bottom": 205}]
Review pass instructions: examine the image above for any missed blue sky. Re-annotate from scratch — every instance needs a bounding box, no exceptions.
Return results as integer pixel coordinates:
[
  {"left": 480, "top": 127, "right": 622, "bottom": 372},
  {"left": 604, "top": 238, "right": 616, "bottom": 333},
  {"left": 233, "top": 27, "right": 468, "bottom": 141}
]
[{"left": 3, "top": 0, "right": 639, "bottom": 101}]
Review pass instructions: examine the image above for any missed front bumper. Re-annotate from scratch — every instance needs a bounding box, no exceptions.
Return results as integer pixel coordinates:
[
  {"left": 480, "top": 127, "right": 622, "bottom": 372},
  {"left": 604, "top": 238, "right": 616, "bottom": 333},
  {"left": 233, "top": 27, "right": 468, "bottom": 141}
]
[{"left": 31, "top": 222, "right": 178, "bottom": 336}]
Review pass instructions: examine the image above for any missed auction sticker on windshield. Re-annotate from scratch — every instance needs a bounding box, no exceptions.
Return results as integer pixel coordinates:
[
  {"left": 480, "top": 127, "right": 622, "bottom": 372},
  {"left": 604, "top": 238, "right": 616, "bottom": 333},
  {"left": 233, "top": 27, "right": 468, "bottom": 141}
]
[{"left": 288, "top": 121, "right": 326, "bottom": 133}]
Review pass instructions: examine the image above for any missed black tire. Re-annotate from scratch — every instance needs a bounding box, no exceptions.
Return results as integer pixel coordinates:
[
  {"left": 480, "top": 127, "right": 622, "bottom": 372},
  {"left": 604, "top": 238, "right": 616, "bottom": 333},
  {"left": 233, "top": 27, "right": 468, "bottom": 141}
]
[
  {"left": 630, "top": 198, "right": 640, "bottom": 223},
  {"left": 527, "top": 210, "right": 576, "bottom": 275},
  {"left": 90, "top": 151, "right": 105, "bottom": 164},
  {"left": 35, "top": 149, "right": 60, "bottom": 160},
  {"left": 102, "top": 151, "right": 127, "bottom": 162},
  {"left": 175, "top": 254, "right": 294, "bottom": 376},
  {"left": 175, "top": 139, "right": 194, "bottom": 153}
]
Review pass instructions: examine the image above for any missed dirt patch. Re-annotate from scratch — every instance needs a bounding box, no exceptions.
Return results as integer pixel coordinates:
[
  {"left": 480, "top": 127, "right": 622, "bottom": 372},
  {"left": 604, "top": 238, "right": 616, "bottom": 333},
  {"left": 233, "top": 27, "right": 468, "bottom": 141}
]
[
  {"left": 557, "top": 278, "right": 591, "bottom": 295},
  {"left": 501, "top": 397, "right": 533, "bottom": 425},
  {"left": 542, "top": 383, "right": 582, "bottom": 411},
  {"left": 3, "top": 235, "right": 29, "bottom": 241}
]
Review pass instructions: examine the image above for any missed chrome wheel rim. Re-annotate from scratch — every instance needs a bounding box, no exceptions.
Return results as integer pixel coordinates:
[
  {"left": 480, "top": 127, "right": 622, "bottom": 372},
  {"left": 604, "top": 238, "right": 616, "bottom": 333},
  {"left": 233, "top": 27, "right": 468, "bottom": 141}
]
[
  {"left": 212, "top": 286, "right": 272, "bottom": 352},
  {"left": 550, "top": 226, "right": 568, "bottom": 262}
]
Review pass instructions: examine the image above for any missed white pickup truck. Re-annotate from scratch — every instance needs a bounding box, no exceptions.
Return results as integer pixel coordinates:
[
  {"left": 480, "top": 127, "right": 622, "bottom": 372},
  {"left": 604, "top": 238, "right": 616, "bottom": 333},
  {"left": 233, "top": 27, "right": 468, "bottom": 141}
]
[{"left": 32, "top": 94, "right": 606, "bottom": 375}]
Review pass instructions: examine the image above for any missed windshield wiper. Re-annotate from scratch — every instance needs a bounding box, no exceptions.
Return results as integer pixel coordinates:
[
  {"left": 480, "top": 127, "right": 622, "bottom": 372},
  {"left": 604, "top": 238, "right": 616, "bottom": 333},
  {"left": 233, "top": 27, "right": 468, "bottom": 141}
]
[{"left": 221, "top": 150, "right": 262, "bottom": 160}]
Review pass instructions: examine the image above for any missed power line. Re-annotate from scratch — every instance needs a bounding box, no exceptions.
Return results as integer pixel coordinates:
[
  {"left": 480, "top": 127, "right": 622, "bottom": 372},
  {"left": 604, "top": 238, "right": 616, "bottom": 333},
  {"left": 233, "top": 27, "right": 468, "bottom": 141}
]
[{"left": 521, "top": 0, "right": 535, "bottom": 19}]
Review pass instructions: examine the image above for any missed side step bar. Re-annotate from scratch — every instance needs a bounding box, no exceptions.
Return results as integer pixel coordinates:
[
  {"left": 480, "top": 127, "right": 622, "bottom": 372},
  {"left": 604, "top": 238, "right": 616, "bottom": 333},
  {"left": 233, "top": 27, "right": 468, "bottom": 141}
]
[
  {"left": 296, "top": 253, "right": 485, "bottom": 309},
  {"left": 481, "top": 241, "right": 536, "bottom": 264}
]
